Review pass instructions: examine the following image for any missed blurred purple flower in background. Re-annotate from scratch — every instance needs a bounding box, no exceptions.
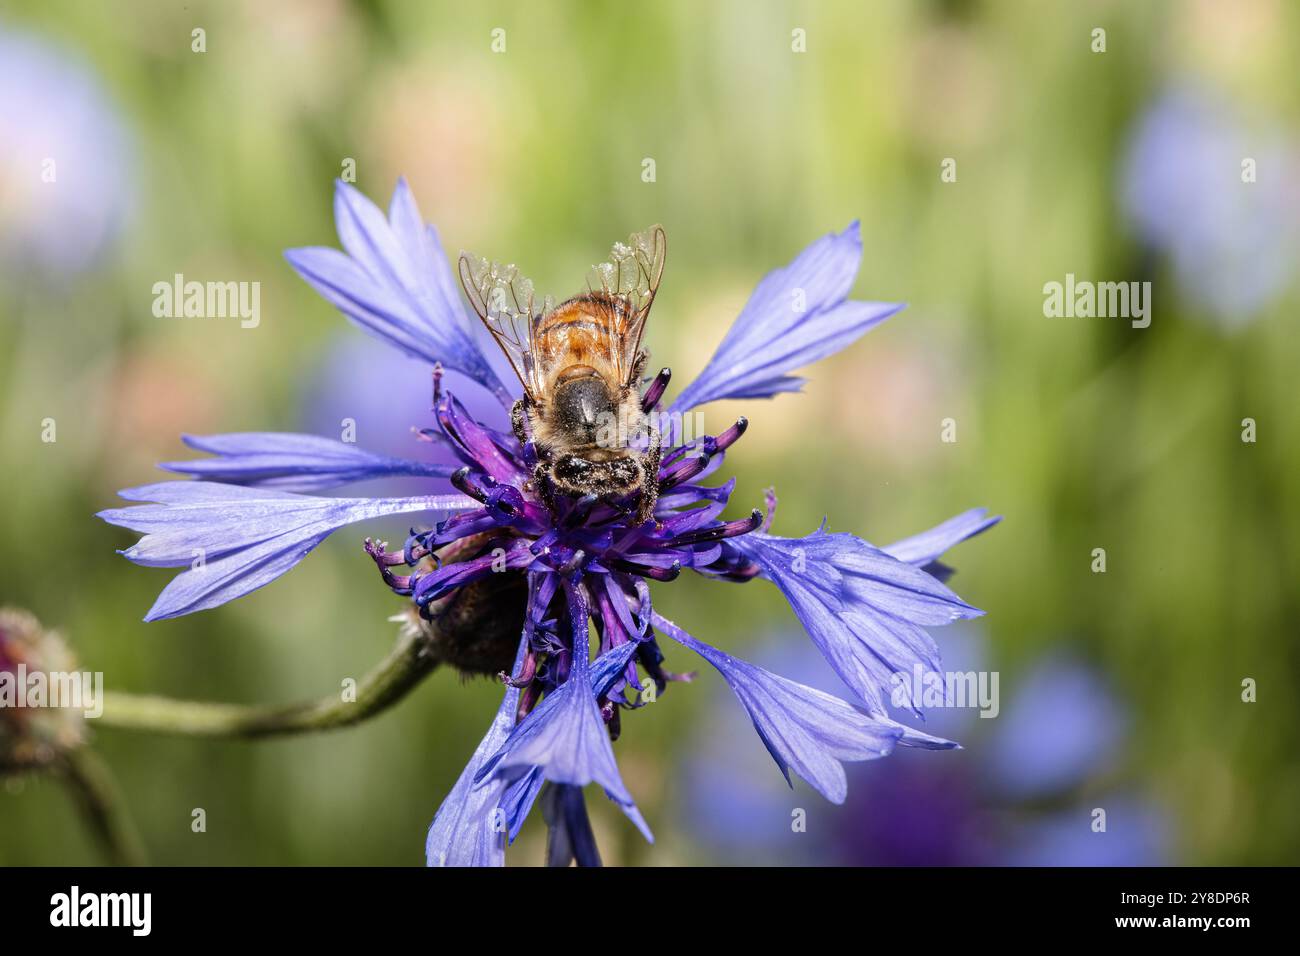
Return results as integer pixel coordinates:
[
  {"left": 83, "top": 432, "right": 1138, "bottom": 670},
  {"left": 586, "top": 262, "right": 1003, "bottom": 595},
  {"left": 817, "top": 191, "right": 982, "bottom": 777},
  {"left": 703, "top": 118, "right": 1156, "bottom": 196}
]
[
  {"left": 682, "top": 632, "right": 1171, "bottom": 866},
  {"left": 0, "top": 25, "right": 135, "bottom": 280},
  {"left": 1120, "top": 84, "right": 1300, "bottom": 328}
]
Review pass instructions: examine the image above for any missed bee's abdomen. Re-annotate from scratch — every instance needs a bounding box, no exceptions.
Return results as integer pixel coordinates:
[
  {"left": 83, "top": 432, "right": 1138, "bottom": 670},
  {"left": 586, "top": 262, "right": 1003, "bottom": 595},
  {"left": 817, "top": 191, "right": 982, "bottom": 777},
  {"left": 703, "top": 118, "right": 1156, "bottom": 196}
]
[{"left": 535, "top": 297, "right": 622, "bottom": 371}]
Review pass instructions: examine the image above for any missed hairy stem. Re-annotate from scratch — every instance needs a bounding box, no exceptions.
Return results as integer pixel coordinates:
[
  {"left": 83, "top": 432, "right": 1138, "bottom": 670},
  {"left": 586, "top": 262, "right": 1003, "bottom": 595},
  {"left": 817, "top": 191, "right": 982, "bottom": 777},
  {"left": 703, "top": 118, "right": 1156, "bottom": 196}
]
[
  {"left": 60, "top": 747, "right": 149, "bottom": 867},
  {"left": 97, "top": 623, "right": 439, "bottom": 739}
]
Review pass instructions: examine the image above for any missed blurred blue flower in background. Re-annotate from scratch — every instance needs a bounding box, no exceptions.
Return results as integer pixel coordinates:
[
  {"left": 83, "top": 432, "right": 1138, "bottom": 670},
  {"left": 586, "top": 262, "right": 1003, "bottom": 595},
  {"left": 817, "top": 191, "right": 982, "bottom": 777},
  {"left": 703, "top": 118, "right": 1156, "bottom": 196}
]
[
  {"left": 1002, "top": 796, "right": 1169, "bottom": 867},
  {"left": 682, "top": 631, "right": 1172, "bottom": 866},
  {"left": 0, "top": 25, "right": 135, "bottom": 280},
  {"left": 986, "top": 655, "right": 1123, "bottom": 800},
  {"left": 297, "top": 332, "right": 511, "bottom": 545},
  {"left": 1120, "top": 84, "right": 1300, "bottom": 328},
  {"left": 300, "top": 333, "right": 507, "bottom": 503}
]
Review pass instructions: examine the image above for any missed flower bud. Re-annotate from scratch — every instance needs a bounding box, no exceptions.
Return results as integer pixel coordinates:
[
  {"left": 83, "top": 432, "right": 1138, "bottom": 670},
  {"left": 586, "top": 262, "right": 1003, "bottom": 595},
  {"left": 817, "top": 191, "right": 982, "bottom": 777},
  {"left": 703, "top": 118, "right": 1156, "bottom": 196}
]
[{"left": 0, "top": 608, "right": 88, "bottom": 772}]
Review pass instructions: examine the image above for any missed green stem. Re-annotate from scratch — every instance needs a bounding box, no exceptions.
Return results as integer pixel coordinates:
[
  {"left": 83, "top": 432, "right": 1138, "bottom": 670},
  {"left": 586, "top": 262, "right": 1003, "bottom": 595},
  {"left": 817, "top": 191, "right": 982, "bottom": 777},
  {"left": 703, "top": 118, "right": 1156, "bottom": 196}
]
[
  {"left": 97, "top": 624, "right": 439, "bottom": 739},
  {"left": 61, "top": 747, "right": 149, "bottom": 867}
]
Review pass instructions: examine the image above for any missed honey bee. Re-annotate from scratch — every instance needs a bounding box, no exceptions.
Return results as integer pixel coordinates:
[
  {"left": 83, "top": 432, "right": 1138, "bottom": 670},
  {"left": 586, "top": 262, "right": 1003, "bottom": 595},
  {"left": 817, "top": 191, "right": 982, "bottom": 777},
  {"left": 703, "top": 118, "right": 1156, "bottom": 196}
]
[{"left": 459, "top": 226, "right": 668, "bottom": 524}]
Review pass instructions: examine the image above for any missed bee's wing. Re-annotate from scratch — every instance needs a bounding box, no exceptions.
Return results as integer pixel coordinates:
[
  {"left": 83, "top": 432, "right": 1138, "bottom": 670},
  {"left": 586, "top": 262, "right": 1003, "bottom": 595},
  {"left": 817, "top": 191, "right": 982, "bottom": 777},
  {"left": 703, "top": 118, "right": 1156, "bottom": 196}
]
[
  {"left": 458, "top": 252, "right": 553, "bottom": 399},
  {"left": 585, "top": 225, "right": 666, "bottom": 387}
]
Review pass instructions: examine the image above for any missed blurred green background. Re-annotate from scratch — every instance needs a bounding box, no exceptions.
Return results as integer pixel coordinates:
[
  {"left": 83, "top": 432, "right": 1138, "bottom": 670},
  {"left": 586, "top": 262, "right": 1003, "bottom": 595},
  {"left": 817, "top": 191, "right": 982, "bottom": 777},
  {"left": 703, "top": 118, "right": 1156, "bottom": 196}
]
[{"left": 2, "top": 0, "right": 1298, "bottom": 866}]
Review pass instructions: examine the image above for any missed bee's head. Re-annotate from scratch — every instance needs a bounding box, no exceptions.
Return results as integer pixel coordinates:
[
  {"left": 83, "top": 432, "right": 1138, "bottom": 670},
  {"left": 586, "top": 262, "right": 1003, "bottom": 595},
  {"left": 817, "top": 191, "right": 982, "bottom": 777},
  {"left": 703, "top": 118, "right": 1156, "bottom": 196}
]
[{"left": 552, "top": 366, "right": 616, "bottom": 442}]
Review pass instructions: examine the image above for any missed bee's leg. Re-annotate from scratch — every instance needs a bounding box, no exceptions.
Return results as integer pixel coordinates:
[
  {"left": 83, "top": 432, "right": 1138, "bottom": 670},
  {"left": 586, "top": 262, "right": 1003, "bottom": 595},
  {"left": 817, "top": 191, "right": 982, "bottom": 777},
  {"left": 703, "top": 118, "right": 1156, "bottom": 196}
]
[
  {"left": 636, "top": 431, "right": 662, "bottom": 525},
  {"left": 511, "top": 399, "right": 530, "bottom": 444},
  {"left": 533, "top": 461, "right": 560, "bottom": 517},
  {"left": 630, "top": 349, "right": 649, "bottom": 385}
]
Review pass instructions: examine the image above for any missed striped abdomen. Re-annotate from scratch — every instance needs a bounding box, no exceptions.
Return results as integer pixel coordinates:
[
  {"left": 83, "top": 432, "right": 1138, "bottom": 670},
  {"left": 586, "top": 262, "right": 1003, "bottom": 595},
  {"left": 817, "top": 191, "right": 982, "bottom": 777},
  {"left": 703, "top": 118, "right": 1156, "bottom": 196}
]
[{"left": 534, "top": 293, "right": 630, "bottom": 387}]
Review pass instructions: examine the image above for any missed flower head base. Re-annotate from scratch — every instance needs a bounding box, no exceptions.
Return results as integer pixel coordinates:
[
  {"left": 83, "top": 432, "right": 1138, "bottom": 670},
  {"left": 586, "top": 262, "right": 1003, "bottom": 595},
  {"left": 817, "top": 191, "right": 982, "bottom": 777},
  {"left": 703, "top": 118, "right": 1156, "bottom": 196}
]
[{"left": 100, "top": 180, "right": 998, "bottom": 865}]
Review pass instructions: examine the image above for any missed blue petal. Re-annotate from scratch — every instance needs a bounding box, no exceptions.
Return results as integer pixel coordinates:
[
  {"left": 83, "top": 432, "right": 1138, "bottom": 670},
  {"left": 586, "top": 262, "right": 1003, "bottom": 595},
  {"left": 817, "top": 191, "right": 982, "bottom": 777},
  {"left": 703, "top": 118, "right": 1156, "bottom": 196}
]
[
  {"left": 160, "top": 431, "right": 454, "bottom": 492},
  {"left": 542, "top": 783, "right": 602, "bottom": 867},
  {"left": 285, "top": 179, "right": 511, "bottom": 402},
  {"left": 654, "top": 612, "right": 906, "bottom": 804},
  {"left": 474, "top": 583, "right": 651, "bottom": 841},
  {"left": 428, "top": 574, "right": 653, "bottom": 858},
  {"left": 447, "top": 641, "right": 647, "bottom": 853},
  {"left": 97, "top": 481, "right": 474, "bottom": 620},
  {"left": 883, "top": 508, "right": 1001, "bottom": 568},
  {"left": 670, "top": 222, "right": 903, "bottom": 412},
  {"left": 731, "top": 528, "right": 984, "bottom": 715},
  {"left": 500, "top": 767, "right": 546, "bottom": 843},
  {"left": 590, "top": 639, "right": 643, "bottom": 698},
  {"left": 473, "top": 648, "right": 627, "bottom": 801},
  {"left": 427, "top": 635, "right": 530, "bottom": 867},
  {"left": 430, "top": 572, "right": 559, "bottom": 861},
  {"left": 875, "top": 716, "right": 961, "bottom": 750}
]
